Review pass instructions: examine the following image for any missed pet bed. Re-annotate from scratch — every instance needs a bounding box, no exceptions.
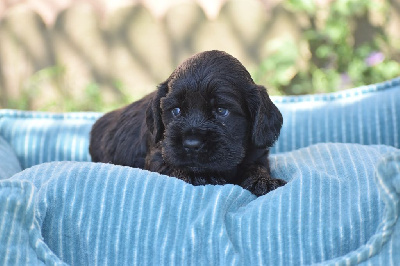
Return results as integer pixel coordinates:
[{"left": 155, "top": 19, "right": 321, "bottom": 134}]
[{"left": 0, "top": 77, "right": 399, "bottom": 265}]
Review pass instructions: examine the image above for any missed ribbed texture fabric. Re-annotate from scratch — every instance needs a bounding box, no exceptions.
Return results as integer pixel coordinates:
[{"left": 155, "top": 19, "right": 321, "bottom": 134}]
[
  {"left": 1, "top": 143, "right": 399, "bottom": 265},
  {"left": 0, "top": 78, "right": 400, "bottom": 265},
  {"left": 0, "top": 136, "right": 22, "bottom": 180},
  {"left": 0, "top": 180, "right": 66, "bottom": 265},
  {"left": 0, "top": 77, "right": 399, "bottom": 170},
  {"left": 0, "top": 111, "right": 100, "bottom": 170},
  {"left": 272, "top": 77, "right": 400, "bottom": 154}
]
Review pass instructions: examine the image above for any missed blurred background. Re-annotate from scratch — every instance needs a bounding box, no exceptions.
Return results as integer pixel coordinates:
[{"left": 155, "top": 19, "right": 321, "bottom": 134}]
[{"left": 0, "top": 0, "right": 399, "bottom": 112}]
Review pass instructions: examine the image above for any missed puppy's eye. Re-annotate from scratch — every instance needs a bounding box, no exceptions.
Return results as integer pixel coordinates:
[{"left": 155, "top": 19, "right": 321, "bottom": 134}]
[
  {"left": 216, "top": 107, "right": 229, "bottom": 117},
  {"left": 171, "top": 107, "right": 181, "bottom": 117}
]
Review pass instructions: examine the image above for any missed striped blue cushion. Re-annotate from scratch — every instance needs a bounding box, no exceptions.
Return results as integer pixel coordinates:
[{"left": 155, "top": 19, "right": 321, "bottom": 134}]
[
  {"left": 0, "top": 78, "right": 400, "bottom": 265},
  {"left": 0, "top": 180, "right": 66, "bottom": 265},
  {"left": 0, "top": 111, "right": 99, "bottom": 169},
  {"left": 272, "top": 77, "right": 400, "bottom": 153},
  {"left": 0, "top": 77, "right": 399, "bottom": 170},
  {"left": 0, "top": 136, "right": 21, "bottom": 180},
  {"left": 1, "top": 143, "right": 399, "bottom": 265}
]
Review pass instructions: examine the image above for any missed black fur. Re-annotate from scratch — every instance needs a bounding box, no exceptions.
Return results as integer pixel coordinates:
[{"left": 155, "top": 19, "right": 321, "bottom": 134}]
[{"left": 89, "top": 50, "right": 285, "bottom": 196}]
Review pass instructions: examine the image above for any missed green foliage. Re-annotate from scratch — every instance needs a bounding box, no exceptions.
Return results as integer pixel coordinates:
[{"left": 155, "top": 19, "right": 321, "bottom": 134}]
[
  {"left": 7, "top": 66, "right": 133, "bottom": 112},
  {"left": 5, "top": 0, "right": 400, "bottom": 112},
  {"left": 7, "top": 66, "right": 66, "bottom": 110},
  {"left": 253, "top": 0, "right": 400, "bottom": 95}
]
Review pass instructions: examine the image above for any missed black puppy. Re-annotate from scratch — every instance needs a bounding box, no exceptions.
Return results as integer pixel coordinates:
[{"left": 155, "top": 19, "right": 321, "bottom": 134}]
[{"left": 89, "top": 50, "right": 285, "bottom": 196}]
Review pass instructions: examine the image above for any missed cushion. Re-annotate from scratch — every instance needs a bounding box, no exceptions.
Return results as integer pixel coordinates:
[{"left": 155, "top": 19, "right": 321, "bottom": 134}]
[
  {"left": 0, "top": 77, "right": 400, "bottom": 265},
  {"left": 272, "top": 77, "right": 400, "bottom": 153},
  {"left": 0, "top": 136, "right": 22, "bottom": 180},
  {"left": 0, "top": 180, "right": 66, "bottom": 265},
  {"left": 0, "top": 77, "right": 399, "bottom": 169},
  {"left": 1, "top": 143, "right": 399, "bottom": 265},
  {"left": 0, "top": 111, "right": 99, "bottom": 169}
]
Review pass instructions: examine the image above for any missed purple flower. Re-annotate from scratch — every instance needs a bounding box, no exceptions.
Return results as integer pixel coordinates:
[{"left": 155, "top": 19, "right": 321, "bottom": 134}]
[
  {"left": 365, "top": 52, "right": 385, "bottom": 66},
  {"left": 340, "top": 73, "right": 351, "bottom": 88}
]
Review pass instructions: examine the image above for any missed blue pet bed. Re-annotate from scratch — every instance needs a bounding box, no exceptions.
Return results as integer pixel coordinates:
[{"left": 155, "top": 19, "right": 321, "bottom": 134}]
[{"left": 0, "top": 77, "right": 399, "bottom": 265}]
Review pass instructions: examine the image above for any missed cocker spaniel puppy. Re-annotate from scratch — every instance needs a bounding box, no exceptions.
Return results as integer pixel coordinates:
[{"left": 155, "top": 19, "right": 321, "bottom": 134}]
[{"left": 89, "top": 50, "right": 285, "bottom": 196}]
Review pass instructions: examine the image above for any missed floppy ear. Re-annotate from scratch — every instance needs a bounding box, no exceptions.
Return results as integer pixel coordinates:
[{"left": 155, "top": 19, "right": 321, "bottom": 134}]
[
  {"left": 146, "top": 81, "right": 169, "bottom": 143},
  {"left": 248, "top": 85, "right": 283, "bottom": 148}
]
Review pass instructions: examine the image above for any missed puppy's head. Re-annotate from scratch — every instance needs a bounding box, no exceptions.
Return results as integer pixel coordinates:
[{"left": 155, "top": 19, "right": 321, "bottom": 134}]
[{"left": 146, "top": 50, "right": 282, "bottom": 174}]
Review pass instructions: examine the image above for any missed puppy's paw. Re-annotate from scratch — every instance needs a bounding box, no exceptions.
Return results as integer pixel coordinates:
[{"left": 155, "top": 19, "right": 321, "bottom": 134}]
[
  {"left": 178, "top": 174, "right": 227, "bottom": 186},
  {"left": 241, "top": 177, "right": 286, "bottom": 197}
]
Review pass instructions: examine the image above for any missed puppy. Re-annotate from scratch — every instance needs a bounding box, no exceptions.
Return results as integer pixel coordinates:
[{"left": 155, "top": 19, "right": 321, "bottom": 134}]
[{"left": 89, "top": 50, "right": 285, "bottom": 196}]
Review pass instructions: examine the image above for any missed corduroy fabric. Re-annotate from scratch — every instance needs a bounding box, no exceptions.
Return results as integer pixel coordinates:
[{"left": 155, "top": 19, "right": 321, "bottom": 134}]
[
  {"left": 0, "top": 77, "right": 399, "bottom": 170},
  {"left": 1, "top": 77, "right": 400, "bottom": 265},
  {"left": 0, "top": 111, "right": 99, "bottom": 170},
  {"left": 0, "top": 136, "right": 22, "bottom": 180},
  {"left": 0, "top": 144, "right": 398, "bottom": 265},
  {"left": 271, "top": 77, "right": 400, "bottom": 154}
]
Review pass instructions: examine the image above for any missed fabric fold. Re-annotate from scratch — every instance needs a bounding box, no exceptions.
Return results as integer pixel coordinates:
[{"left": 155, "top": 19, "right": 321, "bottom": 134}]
[
  {"left": 0, "top": 180, "right": 66, "bottom": 265},
  {"left": 2, "top": 143, "right": 398, "bottom": 265}
]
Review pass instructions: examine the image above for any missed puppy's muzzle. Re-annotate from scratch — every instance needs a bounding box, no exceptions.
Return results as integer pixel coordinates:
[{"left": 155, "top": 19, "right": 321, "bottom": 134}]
[
  {"left": 183, "top": 135, "right": 203, "bottom": 151},
  {"left": 180, "top": 113, "right": 208, "bottom": 152}
]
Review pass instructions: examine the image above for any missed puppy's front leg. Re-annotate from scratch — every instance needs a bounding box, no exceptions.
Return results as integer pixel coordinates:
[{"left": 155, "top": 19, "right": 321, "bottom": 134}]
[
  {"left": 171, "top": 169, "right": 228, "bottom": 186},
  {"left": 145, "top": 143, "right": 174, "bottom": 176},
  {"left": 240, "top": 165, "right": 286, "bottom": 196},
  {"left": 145, "top": 144, "right": 215, "bottom": 185}
]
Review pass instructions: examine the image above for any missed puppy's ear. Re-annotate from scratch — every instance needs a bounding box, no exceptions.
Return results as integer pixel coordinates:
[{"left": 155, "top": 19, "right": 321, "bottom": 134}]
[
  {"left": 146, "top": 81, "right": 169, "bottom": 143},
  {"left": 248, "top": 85, "right": 283, "bottom": 148}
]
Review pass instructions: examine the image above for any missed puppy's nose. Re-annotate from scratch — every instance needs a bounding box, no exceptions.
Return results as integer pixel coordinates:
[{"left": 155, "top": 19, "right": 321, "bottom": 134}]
[{"left": 183, "top": 137, "right": 203, "bottom": 151}]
